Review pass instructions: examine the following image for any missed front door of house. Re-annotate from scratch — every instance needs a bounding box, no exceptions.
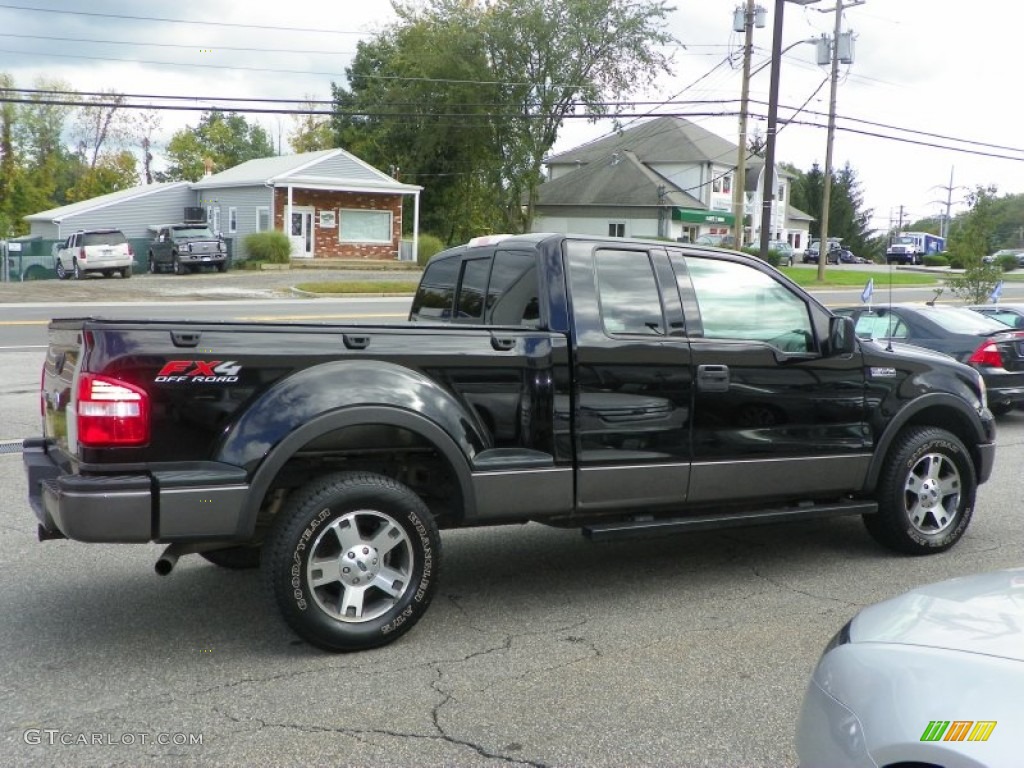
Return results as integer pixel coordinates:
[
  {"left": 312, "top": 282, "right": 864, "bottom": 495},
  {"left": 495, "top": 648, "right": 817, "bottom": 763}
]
[{"left": 289, "top": 207, "right": 314, "bottom": 258}]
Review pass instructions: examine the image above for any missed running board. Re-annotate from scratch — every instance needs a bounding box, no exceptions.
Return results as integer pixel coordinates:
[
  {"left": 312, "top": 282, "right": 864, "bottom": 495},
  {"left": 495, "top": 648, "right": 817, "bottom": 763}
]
[{"left": 581, "top": 500, "right": 878, "bottom": 541}]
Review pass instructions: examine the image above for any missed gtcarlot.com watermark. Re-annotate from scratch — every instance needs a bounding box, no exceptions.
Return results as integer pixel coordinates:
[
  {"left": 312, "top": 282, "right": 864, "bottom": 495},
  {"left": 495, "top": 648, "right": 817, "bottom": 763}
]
[{"left": 24, "top": 729, "right": 203, "bottom": 747}]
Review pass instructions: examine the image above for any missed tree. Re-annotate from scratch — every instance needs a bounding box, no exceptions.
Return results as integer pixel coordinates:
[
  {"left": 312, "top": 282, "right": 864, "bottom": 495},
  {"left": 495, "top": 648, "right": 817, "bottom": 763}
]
[
  {"left": 331, "top": 0, "right": 676, "bottom": 238},
  {"left": 788, "top": 161, "right": 878, "bottom": 260},
  {"left": 66, "top": 151, "right": 139, "bottom": 202},
  {"left": 289, "top": 97, "right": 334, "bottom": 153},
  {"left": 947, "top": 185, "right": 1002, "bottom": 303},
  {"left": 131, "top": 109, "right": 162, "bottom": 185},
  {"left": 161, "top": 110, "right": 275, "bottom": 181},
  {"left": 73, "top": 90, "right": 127, "bottom": 170}
]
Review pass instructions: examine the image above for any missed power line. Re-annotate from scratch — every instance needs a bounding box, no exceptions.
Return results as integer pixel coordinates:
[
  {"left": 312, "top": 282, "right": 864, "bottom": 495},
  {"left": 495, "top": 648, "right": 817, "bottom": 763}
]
[{"left": 0, "top": 2, "right": 371, "bottom": 35}]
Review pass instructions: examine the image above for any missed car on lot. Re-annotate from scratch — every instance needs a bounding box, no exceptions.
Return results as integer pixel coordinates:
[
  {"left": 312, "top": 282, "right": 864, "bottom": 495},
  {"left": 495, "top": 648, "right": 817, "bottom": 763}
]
[
  {"left": 982, "top": 248, "right": 1024, "bottom": 266},
  {"left": 837, "top": 248, "right": 859, "bottom": 264},
  {"left": 834, "top": 303, "right": 1024, "bottom": 414},
  {"left": 796, "top": 567, "right": 1024, "bottom": 767},
  {"left": 768, "top": 240, "right": 795, "bottom": 266},
  {"left": 802, "top": 240, "right": 841, "bottom": 265},
  {"left": 968, "top": 303, "right": 1024, "bottom": 329},
  {"left": 54, "top": 229, "right": 133, "bottom": 280},
  {"left": 148, "top": 222, "right": 229, "bottom": 274},
  {"left": 694, "top": 234, "right": 736, "bottom": 248}
]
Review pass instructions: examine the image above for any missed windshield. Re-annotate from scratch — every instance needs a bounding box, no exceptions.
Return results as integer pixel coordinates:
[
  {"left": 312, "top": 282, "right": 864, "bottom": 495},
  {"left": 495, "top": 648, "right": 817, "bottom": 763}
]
[
  {"left": 894, "top": 236, "right": 915, "bottom": 245},
  {"left": 172, "top": 227, "right": 215, "bottom": 238}
]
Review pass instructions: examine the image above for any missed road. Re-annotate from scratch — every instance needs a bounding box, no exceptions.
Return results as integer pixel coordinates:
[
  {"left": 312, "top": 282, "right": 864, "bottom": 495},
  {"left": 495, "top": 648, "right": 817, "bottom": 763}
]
[{"left": 3, "top": 281, "right": 1024, "bottom": 766}]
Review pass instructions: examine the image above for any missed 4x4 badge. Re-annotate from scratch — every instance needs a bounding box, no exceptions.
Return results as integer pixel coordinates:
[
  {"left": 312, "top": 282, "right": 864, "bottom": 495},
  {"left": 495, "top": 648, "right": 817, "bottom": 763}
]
[{"left": 869, "top": 367, "right": 897, "bottom": 377}]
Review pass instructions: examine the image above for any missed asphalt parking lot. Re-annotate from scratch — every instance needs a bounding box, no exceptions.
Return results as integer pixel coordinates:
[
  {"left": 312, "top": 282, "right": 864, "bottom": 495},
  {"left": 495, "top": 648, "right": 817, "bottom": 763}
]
[{"left": 3, "top": 280, "right": 1024, "bottom": 766}]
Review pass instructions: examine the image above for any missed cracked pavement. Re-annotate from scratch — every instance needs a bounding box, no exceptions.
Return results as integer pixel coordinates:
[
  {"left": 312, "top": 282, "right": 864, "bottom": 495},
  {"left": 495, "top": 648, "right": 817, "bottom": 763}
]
[{"left": 3, "top": 350, "right": 1024, "bottom": 766}]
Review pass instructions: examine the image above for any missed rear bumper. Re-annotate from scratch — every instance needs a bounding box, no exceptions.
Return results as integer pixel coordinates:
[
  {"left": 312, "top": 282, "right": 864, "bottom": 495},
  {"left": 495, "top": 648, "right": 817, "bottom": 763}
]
[{"left": 23, "top": 438, "right": 249, "bottom": 543}]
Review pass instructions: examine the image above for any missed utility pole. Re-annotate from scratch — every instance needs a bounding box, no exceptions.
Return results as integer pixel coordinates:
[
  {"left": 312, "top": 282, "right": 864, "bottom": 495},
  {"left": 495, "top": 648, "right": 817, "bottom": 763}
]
[
  {"left": 929, "top": 166, "right": 967, "bottom": 240},
  {"left": 816, "top": 0, "right": 864, "bottom": 281},
  {"left": 758, "top": 0, "right": 820, "bottom": 263},
  {"left": 732, "top": 1, "right": 763, "bottom": 247}
]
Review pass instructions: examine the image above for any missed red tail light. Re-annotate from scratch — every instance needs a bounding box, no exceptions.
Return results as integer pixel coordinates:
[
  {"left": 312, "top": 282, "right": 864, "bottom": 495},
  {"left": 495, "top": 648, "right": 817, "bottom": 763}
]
[
  {"left": 76, "top": 373, "right": 150, "bottom": 447},
  {"left": 79, "top": 247, "right": 87, "bottom": 260},
  {"left": 127, "top": 243, "right": 134, "bottom": 256},
  {"left": 968, "top": 340, "right": 1003, "bottom": 367}
]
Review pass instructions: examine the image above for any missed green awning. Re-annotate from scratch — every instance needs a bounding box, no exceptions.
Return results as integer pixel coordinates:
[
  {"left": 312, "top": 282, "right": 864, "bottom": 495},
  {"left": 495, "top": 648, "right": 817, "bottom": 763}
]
[{"left": 672, "top": 208, "right": 735, "bottom": 226}]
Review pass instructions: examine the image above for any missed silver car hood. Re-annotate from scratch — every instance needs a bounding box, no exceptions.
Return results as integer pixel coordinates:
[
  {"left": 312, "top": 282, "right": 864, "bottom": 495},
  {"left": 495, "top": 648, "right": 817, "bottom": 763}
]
[{"left": 851, "top": 568, "right": 1024, "bottom": 661}]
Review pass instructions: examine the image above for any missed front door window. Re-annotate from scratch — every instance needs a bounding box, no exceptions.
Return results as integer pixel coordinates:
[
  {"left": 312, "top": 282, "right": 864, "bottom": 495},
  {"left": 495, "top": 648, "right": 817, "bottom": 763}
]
[{"left": 289, "top": 209, "right": 314, "bottom": 257}]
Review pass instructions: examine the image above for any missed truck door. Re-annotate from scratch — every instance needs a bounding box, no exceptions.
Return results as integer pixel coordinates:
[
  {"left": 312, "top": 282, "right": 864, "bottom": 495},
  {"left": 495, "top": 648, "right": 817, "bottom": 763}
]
[
  {"left": 670, "top": 250, "right": 870, "bottom": 505},
  {"left": 566, "top": 241, "right": 693, "bottom": 513}
]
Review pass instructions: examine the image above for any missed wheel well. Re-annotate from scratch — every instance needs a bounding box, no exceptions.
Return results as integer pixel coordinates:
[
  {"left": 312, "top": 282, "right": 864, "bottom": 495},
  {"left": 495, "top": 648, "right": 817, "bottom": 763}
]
[
  {"left": 903, "top": 405, "right": 983, "bottom": 471},
  {"left": 253, "top": 423, "right": 466, "bottom": 535}
]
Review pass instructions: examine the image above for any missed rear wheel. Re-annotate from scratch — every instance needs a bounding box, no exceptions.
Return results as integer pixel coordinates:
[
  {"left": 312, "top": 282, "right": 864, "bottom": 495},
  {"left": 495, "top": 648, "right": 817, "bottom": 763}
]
[
  {"left": 55, "top": 259, "right": 68, "bottom": 280},
  {"left": 72, "top": 259, "right": 83, "bottom": 280},
  {"left": 121, "top": 265, "right": 132, "bottom": 278},
  {"left": 863, "top": 426, "right": 975, "bottom": 554},
  {"left": 148, "top": 255, "right": 158, "bottom": 274},
  {"left": 263, "top": 471, "right": 440, "bottom": 652}
]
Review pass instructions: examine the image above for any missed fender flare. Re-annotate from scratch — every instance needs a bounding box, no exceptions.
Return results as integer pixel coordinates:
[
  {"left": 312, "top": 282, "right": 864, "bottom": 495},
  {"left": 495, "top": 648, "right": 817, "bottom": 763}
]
[
  {"left": 862, "top": 392, "right": 989, "bottom": 492},
  {"left": 232, "top": 405, "right": 477, "bottom": 539}
]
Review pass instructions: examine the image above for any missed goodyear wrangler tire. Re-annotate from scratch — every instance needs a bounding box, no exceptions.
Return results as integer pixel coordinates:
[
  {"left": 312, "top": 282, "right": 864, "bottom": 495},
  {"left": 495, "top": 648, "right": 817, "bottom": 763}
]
[
  {"left": 863, "top": 426, "right": 975, "bottom": 555},
  {"left": 263, "top": 472, "right": 440, "bottom": 652}
]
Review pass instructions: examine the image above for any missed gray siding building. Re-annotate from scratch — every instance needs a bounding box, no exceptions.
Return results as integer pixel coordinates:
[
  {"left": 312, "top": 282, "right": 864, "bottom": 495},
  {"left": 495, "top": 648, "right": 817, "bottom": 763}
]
[{"left": 25, "top": 183, "right": 194, "bottom": 240}]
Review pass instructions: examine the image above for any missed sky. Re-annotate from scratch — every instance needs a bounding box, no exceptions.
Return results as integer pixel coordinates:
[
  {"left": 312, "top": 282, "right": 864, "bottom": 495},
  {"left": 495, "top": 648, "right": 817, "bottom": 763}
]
[{"left": 1, "top": 0, "right": 1022, "bottom": 236}]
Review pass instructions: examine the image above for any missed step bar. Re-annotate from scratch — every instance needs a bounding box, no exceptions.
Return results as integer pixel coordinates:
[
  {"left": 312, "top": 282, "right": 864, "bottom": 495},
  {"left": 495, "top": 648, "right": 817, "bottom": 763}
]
[{"left": 581, "top": 500, "right": 878, "bottom": 541}]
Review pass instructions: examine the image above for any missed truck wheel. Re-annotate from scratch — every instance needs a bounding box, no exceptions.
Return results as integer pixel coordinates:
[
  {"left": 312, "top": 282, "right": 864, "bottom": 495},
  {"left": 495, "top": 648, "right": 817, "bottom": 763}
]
[
  {"left": 55, "top": 259, "right": 68, "bottom": 280},
  {"left": 73, "top": 259, "right": 83, "bottom": 280},
  {"left": 863, "top": 426, "right": 975, "bottom": 555},
  {"left": 263, "top": 471, "right": 440, "bottom": 652},
  {"left": 200, "top": 546, "right": 261, "bottom": 569},
  {"left": 173, "top": 255, "right": 187, "bottom": 275},
  {"left": 121, "top": 265, "right": 132, "bottom": 278}
]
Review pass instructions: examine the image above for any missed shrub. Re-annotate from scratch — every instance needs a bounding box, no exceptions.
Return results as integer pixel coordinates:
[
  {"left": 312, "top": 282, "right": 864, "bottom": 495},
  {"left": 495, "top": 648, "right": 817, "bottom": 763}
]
[
  {"left": 243, "top": 231, "right": 291, "bottom": 263},
  {"left": 997, "top": 254, "right": 1019, "bottom": 272},
  {"left": 946, "top": 253, "right": 965, "bottom": 270},
  {"left": 741, "top": 245, "right": 780, "bottom": 267},
  {"left": 922, "top": 254, "right": 949, "bottom": 267},
  {"left": 416, "top": 233, "right": 447, "bottom": 266}
]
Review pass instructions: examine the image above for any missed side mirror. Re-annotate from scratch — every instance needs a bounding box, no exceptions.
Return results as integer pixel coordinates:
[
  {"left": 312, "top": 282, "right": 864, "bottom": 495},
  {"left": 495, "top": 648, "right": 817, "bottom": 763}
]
[{"left": 829, "top": 315, "right": 857, "bottom": 356}]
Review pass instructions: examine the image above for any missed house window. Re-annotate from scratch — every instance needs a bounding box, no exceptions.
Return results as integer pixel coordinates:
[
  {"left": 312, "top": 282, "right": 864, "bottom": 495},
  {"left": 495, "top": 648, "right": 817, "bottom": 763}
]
[
  {"left": 228, "top": 207, "right": 238, "bottom": 234},
  {"left": 207, "top": 205, "right": 220, "bottom": 234},
  {"left": 713, "top": 174, "right": 732, "bottom": 194},
  {"left": 608, "top": 222, "right": 625, "bottom": 238},
  {"left": 777, "top": 183, "right": 785, "bottom": 201},
  {"left": 256, "top": 206, "right": 270, "bottom": 232},
  {"left": 339, "top": 209, "right": 392, "bottom": 243}
]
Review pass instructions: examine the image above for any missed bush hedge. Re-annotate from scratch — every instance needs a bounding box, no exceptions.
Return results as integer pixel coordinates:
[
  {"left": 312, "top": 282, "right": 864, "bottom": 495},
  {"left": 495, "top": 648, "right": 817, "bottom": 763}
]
[
  {"left": 922, "top": 254, "right": 949, "bottom": 267},
  {"left": 243, "top": 231, "right": 291, "bottom": 263},
  {"left": 416, "top": 234, "right": 447, "bottom": 266}
]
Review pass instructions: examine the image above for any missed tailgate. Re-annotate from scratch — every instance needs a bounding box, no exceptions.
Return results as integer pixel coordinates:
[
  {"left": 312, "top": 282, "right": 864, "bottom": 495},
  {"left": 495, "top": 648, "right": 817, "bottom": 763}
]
[{"left": 41, "top": 324, "right": 84, "bottom": 454}]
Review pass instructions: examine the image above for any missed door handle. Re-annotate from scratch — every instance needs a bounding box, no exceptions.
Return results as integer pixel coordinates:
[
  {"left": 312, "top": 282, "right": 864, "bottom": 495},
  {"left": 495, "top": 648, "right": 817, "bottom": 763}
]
[
  {"left": 343, "top": 334, "right": 370, "bottom": 350},
  {"left": 697, "top": 364, "right": 730, "bottom": 392},
  {"left": 170, "top": 330, "right": 201, "bottom": 348},
  {"left": 491, "top": 337, "right": 516, "bottom": 351}
]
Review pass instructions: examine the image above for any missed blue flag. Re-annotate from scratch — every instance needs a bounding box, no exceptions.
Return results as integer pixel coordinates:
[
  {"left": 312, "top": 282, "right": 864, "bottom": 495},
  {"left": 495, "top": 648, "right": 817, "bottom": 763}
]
[
  {"left": 989, "top": 280, "right": 1004, "bottom": 303},
  {"left": 861, "top": 278, "right": 874, "bottom": 304}
]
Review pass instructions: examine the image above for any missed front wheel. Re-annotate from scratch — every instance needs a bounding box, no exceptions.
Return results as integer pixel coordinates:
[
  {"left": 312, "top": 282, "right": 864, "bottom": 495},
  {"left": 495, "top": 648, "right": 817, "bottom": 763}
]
[
  {"left": 173, "top": 254, "right": 187, "bottom": 275},
  {"left": 863, "top": 426, "right": 976, "bottom": 554},
  {"left": 263, "top": 472, "right": 440, "bottom": 652}
]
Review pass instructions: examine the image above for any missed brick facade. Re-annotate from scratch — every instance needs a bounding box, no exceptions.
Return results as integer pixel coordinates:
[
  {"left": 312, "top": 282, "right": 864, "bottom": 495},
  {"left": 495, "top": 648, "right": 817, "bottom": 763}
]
[{"left": 273, "top": 188, "right": 403, "bottom": 259}]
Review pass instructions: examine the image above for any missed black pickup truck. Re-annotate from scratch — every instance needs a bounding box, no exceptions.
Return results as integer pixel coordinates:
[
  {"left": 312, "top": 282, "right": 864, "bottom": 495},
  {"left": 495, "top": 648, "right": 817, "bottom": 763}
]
[{"left": 23, "top": 233, "right": 996, "bottom": 652}]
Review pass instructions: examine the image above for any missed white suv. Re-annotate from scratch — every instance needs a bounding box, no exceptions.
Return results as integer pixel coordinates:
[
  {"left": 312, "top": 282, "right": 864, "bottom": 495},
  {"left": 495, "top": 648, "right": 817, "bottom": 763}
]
[{"left": 55, "top": 229, "right": 134, "bottom": 280}]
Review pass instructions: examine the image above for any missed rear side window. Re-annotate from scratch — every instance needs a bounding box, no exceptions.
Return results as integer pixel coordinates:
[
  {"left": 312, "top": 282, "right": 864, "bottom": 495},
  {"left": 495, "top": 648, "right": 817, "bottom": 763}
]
[
  {"left": 410, "top": 256, "right": 459, "bottom": 321},
  {"left": 595, "top": 249, "right": 665, "bottom": 335},
  {"left": 486, "top": 251, "right": 539, "bottom": 327},
  {"left": 455, "top": 257, "right": 491, "bottom": 321},
  {"left": 82, "top": 231, "right": 127, "bottom": 246}
]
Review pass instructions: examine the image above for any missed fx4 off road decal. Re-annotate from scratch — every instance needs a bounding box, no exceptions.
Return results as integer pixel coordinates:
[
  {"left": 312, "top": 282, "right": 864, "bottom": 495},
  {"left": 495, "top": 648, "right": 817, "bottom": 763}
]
[{"left": 155, "top": 360, "right": 242, "bottom": 383}]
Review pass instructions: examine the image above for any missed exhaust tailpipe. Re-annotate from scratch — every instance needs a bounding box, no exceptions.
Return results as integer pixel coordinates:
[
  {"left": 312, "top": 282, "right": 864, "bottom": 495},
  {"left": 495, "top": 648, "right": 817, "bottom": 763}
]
[
  {"left": 155, "top": 544, "right": 182, "bottom": 576},
  {"left": 38, "top": 524, "right": 67, "bottom": 542}
]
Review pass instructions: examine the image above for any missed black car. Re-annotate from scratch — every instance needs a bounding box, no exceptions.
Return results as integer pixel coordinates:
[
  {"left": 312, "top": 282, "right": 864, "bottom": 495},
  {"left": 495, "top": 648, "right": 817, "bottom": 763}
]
[
  {"left": 834, "top": 303, "right": 1024, "bottom": 414},
  {"left": 802, "top": 242, "right": 841, "bottom": 265}
]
